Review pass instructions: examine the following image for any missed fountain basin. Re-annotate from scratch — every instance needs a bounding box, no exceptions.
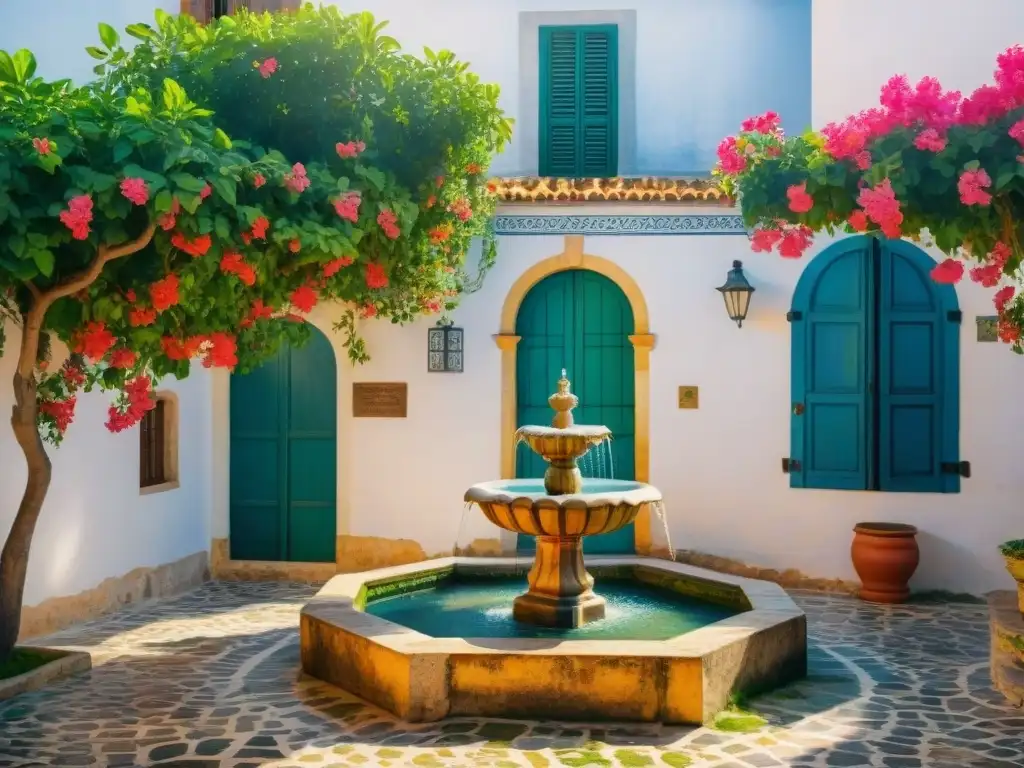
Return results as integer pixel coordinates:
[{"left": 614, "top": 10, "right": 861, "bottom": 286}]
[{"left": 300, "top": 556, "right": 807, "bottom": 724}]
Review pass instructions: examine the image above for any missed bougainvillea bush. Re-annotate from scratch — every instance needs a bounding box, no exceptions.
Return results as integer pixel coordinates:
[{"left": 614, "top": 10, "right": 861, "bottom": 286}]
[
  {"left": 0, "top": 9, "right": 509, "bottom": 661},
  {"left": 91, "top": 5, "right": 512, "bottom": 359},
  {"left": 715, "top": 46, "right": 1024, "bottom": 350}
]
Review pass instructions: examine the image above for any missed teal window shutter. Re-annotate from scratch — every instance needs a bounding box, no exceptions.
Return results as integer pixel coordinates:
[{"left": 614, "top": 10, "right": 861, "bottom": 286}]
[
  {"left": 539, "top": 25, "right": 618, "bottom": 177},
  {"left": 791, "top": 240, "right": 872, "bottom": 490},
  {"left": 790, "top": 236, "right": 961, "bottom": 494},
  {"left": 877, "top": 239, "right": 961, "bottom": 492}
]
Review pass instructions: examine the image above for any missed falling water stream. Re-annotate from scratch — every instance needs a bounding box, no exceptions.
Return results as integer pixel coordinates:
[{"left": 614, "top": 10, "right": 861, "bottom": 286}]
[
  {"left": 452, "top": 500, "right": 475, "bottom": 555},
  {"left": 651, "top": 500, "right": 676, "bottom": 561}
]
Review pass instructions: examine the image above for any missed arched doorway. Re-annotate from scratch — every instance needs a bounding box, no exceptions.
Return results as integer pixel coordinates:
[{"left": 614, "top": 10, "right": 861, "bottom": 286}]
[
  {"left": 229, "top": 327, "right": 338, "bottom": 561},
  {"left": 515, "top": 268, "right": 636, "bottom": 554},
  {"left": 790, "top": 235, "right": 961, "bottom": 493}
]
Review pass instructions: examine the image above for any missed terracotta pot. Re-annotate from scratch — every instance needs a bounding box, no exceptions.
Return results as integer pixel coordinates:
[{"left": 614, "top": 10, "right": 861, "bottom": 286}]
[
  {"left": 851, "top": 523, "right": 920, "bottom": 604},
  {"left": 1002, "top": 554, "right": 1024, "bottom": 612}
]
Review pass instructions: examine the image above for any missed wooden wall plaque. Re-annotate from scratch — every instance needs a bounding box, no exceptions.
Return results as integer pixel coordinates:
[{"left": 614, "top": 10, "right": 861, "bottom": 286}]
[
  {"left": 678, "top": 386, "right": 699, "bottom": 410},
  {"left": 353, "top": 382, "right": 408, "bottom": 418}
]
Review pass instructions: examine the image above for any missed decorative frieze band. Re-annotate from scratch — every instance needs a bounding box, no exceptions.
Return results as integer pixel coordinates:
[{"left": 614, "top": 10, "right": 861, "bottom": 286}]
[{"left": 492, "top": 214, "right": 747, "bottom": 236}]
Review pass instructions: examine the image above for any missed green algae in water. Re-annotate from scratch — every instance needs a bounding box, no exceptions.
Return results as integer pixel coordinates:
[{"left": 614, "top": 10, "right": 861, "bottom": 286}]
[{"left": 365, "top": 577, "right": 736, "bottom": 640}]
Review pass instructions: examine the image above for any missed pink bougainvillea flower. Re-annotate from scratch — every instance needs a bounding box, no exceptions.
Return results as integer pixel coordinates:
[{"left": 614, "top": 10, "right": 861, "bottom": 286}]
[
  {"left": 200, "top": 183, "right": 212, "bottom": 200},
  {"left": 365, "top": 261, "right": 389, "bottom": 289},
  {"left": 158, "top": 197, "right": 182, "bottom": 232},
  {"left": 32, "top": 137, "right": 52, "bottom": 155},
  {"left": 778, "top": 225, "right": 814, "bottom": 259},
  {"left": 448, "top": 198, "right": 472, "bottom": 222},
  {"left": 750, "top": 227, "right": 783, "bottom": 253},
  {"left": 848, "top": 210, "right": 869, "bottom": 231},
  {"left": 284, "top": 163, "right": 310, "bottom": 193},
  {"left": 716, "top": 136, "right": 747, "bottom": 174},
  {"left": 376, "top": 209, "right": 400, "bottom": 239},
  {"left": 786, "top": 183, "right": 814, "bottom": 214},
  {"left": 913, "top": 128, "right": 948, "bottom": 152},
  {"left": 333, "top": 191, "right": 361, "bottom": 222},
  {"left": 995, "top": 285, "right": 1016, "bottom": 313},
  {"left": 335, "top": 140, "right": 366, "bottom": 159},
  {"left": 857, "top": 178, "right": 903, "bottom": 238},
  {"left": 740, "top": 111, "right": 781, "bottom": 135},
  {"left": 930, "top": 258, "right": 965, "bottom": 284},
  {"left": 1010, "top": 119, "right": 1024, "bottom": 146},
  {"left": 120, "top": 177, "right": 149, "bottom": 206},
  {"left": 969, "top": 242, "right": 1012, "bottom": 287},
  {"left": 253, "top": 173, "right": 266, "bottom": 188},
  {"left": 258, "top": 58, "right": 278, "bottom": 78},
  {"left": 958, "top": 169, "right": 992, "bottom": 206},
  {"left": 59, "top": 194, "right": 94, "bottom": 240}
]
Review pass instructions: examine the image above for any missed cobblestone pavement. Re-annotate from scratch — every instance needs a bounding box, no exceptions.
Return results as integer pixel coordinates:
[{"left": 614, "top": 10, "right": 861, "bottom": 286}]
[{"left": 0, "top": 582, "right": 1021, "bottom": 768}]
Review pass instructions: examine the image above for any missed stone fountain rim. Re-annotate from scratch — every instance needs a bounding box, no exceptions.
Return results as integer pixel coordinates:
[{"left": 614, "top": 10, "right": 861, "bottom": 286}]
[
  {"left": 464, "top": 479, "right": 662, "bottom": 507},
  {"left": 514, "top": 424, "right": 612, "bottom": 438}
]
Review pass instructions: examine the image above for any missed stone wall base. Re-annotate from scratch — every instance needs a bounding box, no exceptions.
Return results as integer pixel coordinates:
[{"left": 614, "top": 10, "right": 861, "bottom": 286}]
[
  {"left": 673, "top": 549, "right": 860, "bottom": 595},
  {"left": 19, "top": 550, "right": 209, "bottom": 640},
  {"left": 989, "top": 590, "right": 1024, "bottom": 706}
]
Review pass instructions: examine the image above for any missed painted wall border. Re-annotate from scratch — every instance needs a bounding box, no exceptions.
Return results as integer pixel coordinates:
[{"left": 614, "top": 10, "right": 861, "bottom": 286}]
[
  {"left": 492, "top": 214, "right": 746, "bottom": 236},
  {"left": 494, "top": 235, "right": 656, "bottom": 555}
]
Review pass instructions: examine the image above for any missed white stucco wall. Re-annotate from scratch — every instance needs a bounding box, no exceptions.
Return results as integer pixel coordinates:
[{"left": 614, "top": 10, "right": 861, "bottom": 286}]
[
  {"left": 0, "top": 323, "right": 213, "bottom": 607},
  {"left": 0, "top": 0, "right": 178, "bottom": 84}
]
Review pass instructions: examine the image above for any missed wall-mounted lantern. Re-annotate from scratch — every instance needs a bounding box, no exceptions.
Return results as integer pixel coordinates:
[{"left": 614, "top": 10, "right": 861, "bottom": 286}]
[
  {"left": 428, "top": 323, "right": 464, "bottom": 372},
  {"left": 716, "top": 260, "right": 755, "bottom": 328}
]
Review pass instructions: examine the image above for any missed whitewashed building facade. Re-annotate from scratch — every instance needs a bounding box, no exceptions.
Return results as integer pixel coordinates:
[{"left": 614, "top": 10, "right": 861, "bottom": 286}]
[{"left": 3, "top": 0, "right": 1024, "bottom": 637}]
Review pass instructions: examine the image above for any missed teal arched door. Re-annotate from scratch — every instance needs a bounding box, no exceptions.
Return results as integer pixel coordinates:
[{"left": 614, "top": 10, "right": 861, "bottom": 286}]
[
  {"left": 229, "top": 327, "right": 337, "bottom": 562},
  {"left": 515, "top": 269, "right": 636, "bottom": 554}
]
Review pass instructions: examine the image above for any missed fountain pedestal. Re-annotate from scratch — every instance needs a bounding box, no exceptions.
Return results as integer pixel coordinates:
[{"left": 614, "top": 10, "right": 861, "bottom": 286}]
[
  {"left": 514, "top": 535, "right": 605, "bottom": 627},
  {"left": 466, "top": 370, "right": 662, "bottom": 629}
]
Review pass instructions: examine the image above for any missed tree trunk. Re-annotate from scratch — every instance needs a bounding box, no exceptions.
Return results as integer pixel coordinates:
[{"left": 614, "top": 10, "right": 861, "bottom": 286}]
[{"left": 0, "top": 372, "right": 51, "bottom": 662}]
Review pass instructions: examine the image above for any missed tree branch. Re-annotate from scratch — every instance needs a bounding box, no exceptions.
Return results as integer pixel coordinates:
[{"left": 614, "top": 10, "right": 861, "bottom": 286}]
[
  {"left": 22, "top": 281, "right": 40, "bottom": 301},
  {"left": 15, "top": 223, "right": 157, "bottom": 379}
]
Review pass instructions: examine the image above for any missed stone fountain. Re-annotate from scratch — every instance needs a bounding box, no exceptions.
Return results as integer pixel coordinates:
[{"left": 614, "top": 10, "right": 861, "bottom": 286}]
[{"left": 464, "top": 369, "right": 662, "bottom": 627}]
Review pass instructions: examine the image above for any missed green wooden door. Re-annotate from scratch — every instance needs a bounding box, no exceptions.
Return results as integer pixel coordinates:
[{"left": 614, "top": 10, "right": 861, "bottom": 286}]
[
  {"left": 229, "top": 327, "right": 337, "bottom": 562},
  {"left": 515, "top": 269, "right": 635, "bottom": 554}
]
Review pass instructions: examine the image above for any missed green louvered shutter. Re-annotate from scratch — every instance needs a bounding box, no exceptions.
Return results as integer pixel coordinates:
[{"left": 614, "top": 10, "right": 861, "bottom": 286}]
[{"left": 539, "top": 25, "right": 618, "bottom": 177}]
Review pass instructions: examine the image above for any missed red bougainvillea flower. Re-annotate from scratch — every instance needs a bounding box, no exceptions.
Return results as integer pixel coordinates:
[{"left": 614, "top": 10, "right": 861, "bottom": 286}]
[
  {"left": 360, "top": 303, "right": 378, "bottom": 318},
  {"left": 425, "top": 194, "right": 437, "bottom": 209},
  {"left": 150, "top": 273, "right": 180, "bottom": 312},
  {"left": 429, "top": 223, "right": 454, "bottom": 244},
  {"left": 422, "top": 296, "right": 443, "bottom": 314},
  {"left": 786, "top": 183, "right": 814, "bottom": 214},
  {"left": 73, "top": 321, "right": 116, "bottom": 361},
  {"left": 377, "top": 209, "right": 400, "bottom": 239},
  {"left": 333, "top": 191, "right": 361, "bottom": 223},
  {"left": 170, "top": 232, "right": 212, "bottom": 258},
  {"left": 284, "top": 163, "right": 310, "bottom": 194},
  {"left": 969, "top": 241, "right": 1012, "bottom": 287},
  {"left": 857, "top": 178, "right": 903, "bottom": 238},
  {"left": 336, "top": 140, "right": 366, "bottom": 158},
  {"left": 716, "top": 136, "right": 747, "bottom": 174},
  {"left": 740, "top": 111, "right": 781, "bottom": 135},
  {"left": 258, "top": 58, "right": 278, "bottom": 78},
  {"left": 162, "top": 336, "right": 205, "bottom": 361},
  {"left": 365, "top": 261, "right": 389, "bottom": 289},
  {"left": 109, "top": 348, "right": 137, "bottom": 369},
  {"left": 240, "top": 299, "right": 275, "bottom": 328},
  {"left": 913, "top": 128, "right": 948, "bottom": 152},
  {"left": 120, "top": 177, "right": 149, "bottom": 206},
  {"left": 930, "top": 258, "right": 965, "bottom": 284},
  {"left": 448, "top": 198, "right": 473, "bottom": 222},
  {"left": 59, "top": 194, "right": 93, "bottom": 240},
  {"left": 158, "top": 197, "right": 182, "bottom": 231},
  {"left": 129, "top": 306, "right": 158, "bottom": 327},
  {"left": 435, "top": 175, "right": 445, "bottom": 188},
  {"left": 251, "top": 216, "right": 270, "bottom": 240},
  {"left": 323, "top": 256, "right": 354, "bottom": 277},
  {"left": 106, "top": 376, "right": 156, "bottom": 433},
  {"left": 202, "top": 333, "right": 238, "bottom": 369},
  {"left": 848, "top": 210, "right": 869, "bottom": 231},
  {"left": 220, "top": 251, "right": 257, "bottom": 286},
  {"left": 125, "top": 289, "right": 137, "bottom": 302},
  {"left": 40, "top": 397, "right": 76, "bottom": 434},
  {"left": 750, "top": 227, "right": 783, "bottom": 253},
  {"left": 958, "top": 169, "right": 992, "bottom": 206},
  {"left": 32, "top": 137, "right": 52, "bottom": 155},
  {"left": 288, "top": 239, "right": 301, "bottom": 253},
  {"left": 778, "top": 225, "right": 814, "bottom": 259},
  {"left": 62, "top": 364, "right": 86, "bottom": 389},
  {"left": 465, "top": 162, "right": 482, "bottom": 174},
  {"left": 253, "top": 173, "right": 266, "bottom": 189},
  {"left": 290, "top": 284, "right": 317, "bottom": 313},
  {"left": 995, "top": 285, "right": 1016, "bottom": 313},
  {"left": 199, "top": 183, "right": 212, "bottom": 200},
  {"left": 999, "top": 317, "right": 1022, "bottom": 344}
]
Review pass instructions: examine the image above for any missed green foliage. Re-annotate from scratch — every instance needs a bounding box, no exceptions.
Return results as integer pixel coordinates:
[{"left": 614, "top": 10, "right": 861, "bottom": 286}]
[
  {"left": 999, "top": 539, "right": 1024, "bottom": 558},
  {"left": 0, "top": 8, "right": 510, "bottom": 445}
]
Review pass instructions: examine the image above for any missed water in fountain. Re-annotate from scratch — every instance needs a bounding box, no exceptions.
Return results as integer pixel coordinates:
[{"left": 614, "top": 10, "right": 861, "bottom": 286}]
[
  {"left": 452, "top": 501, "right": 475, "bottom": 555},
  {"left": 651, "top": 500, "right": 676, "bottom": 561}
]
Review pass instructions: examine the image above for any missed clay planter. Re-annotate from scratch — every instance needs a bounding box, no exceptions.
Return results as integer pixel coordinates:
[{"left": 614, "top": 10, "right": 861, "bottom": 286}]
[
  {"left": 1002, "top": 554, "right": 1024, "bottom": 612},
  {"left": 851, "top": 523, "right": 920, "bottom": 604}
]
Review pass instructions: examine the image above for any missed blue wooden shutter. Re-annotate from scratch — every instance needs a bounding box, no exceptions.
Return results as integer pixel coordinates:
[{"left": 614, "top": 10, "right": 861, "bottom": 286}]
[
  {"left": 539, "top": 26, "right": 618, "bottom": 177},
  {"left": 791, "top": 240, "right": 873, "bottom": 490},
  {"left": 877, "top": 240, "right": 959, "bottom": 492}
]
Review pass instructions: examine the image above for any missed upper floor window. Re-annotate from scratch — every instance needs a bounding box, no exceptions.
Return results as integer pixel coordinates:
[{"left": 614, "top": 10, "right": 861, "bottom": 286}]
[
  {"left": 789, "top": 237, "right": 962, "bottom": 494},
  {"left": 539, "top": 25, "right": 618, "bottom": 178}
]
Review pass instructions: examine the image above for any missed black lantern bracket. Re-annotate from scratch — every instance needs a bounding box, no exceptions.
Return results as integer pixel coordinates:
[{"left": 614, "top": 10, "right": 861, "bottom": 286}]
[
  {"left": 717, "top": 259, "right": 755, "bottom": 328},
  {"left": 427, "top": 323, "right": 464, "bottom": 373}
]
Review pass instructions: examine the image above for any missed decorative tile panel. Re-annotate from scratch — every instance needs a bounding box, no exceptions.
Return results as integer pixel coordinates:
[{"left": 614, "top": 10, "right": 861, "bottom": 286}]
[{"left": 492, "top": 214, "right": 747, "bottom": 236}]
